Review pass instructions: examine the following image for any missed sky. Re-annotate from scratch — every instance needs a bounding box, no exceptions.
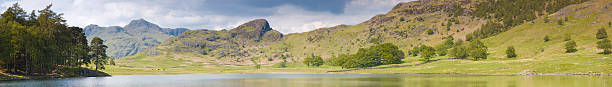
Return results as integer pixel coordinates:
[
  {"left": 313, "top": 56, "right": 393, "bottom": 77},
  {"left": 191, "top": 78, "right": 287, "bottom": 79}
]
[{"left": 0, "top": 0, "right": 414, "bottom": 34}]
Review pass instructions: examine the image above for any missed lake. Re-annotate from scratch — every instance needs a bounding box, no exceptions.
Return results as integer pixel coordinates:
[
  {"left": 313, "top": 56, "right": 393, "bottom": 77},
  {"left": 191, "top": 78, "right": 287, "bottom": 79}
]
[{"left": 0, "top": 74, "right": 610, "bottom": 87}]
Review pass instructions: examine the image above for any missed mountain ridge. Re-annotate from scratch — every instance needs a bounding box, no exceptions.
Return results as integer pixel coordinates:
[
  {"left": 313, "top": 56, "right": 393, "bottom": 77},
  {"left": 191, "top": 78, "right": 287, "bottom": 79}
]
[{"left": 84, "top": 19, "right": 188, "bottom": 58}]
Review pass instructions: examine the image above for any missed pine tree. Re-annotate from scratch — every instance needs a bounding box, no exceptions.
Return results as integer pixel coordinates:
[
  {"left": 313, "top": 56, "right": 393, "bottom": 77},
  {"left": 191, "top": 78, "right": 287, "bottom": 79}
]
[
  {"left": 90, "top": 37, "right": 109, "bottom": 70},
  {"left": 506, "top": 46, "right": 516, "bottom": 58},
  {"left": 565, "top": 40, "right": 577, "bottom": 53},
  {"left": 597, "top": 28, "right": 608, "bottom": 39}
]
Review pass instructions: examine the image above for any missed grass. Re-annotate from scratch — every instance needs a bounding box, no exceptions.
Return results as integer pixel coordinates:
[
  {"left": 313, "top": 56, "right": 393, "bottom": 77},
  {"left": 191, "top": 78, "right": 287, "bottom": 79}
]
[{"left": 104, "top": 54, "right": 612, "bottom": 75}]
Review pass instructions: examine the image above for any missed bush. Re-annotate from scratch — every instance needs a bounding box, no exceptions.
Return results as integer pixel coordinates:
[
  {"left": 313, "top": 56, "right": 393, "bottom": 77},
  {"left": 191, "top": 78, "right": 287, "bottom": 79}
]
[
  {"left": 544, "top": 35, "right": 550, "bottom": 42},
  {"left": 506, "top": 46, "right": 517, "bottom": 58},
  {"left": 565, "top": 40, "right": 577, "bottom": 53},
  {"left": 273, "top": 60, "right": 289, "bottom": 68},
  {"left": 427, "top": 29, "right": 434, "bottom": 35}
]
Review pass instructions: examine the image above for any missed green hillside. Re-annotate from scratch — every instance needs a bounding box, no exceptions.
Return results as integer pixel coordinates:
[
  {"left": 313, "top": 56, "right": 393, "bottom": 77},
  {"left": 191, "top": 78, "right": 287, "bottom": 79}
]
[{"left": 106, "top": 0, "right": 612, "bottom": 75}]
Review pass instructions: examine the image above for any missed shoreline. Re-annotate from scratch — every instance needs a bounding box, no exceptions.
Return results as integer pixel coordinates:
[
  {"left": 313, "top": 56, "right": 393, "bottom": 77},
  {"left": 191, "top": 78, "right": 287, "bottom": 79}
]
[{"left": 3, "top": 72, "right": 611, "bottom": 81}]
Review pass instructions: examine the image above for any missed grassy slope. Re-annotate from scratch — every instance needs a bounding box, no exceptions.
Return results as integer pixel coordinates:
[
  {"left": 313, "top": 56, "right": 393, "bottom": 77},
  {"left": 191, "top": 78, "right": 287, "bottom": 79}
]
[
  {"left": 336, "top": 0, "right": 612, "bottom": 74},
  {"left": 106, "top": 0, "right": 612, "bottom": 75}
]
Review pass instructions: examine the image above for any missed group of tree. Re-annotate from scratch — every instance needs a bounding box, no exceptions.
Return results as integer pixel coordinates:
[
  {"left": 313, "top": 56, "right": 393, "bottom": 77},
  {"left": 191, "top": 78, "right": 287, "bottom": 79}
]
[
  {"left": 329, "top": 43, "right": 404, "bottom": 68},
  {"left": 302, "top": 54, "right": 323, "bottom": 67},
  {"left": 562, "top": 28, "right": 611, "bottom": 54},
  {"left": 408, "top": 37, "right": 488, "bottom": 61},
  {"left": 0, "top": 3, "right": 110, "bottom": 75},
  {"left": 597, "top": 28, "right": 612, "bottom": 54},
  {"left": 467, "top": 0, "right": 587, "bottom": 41}
]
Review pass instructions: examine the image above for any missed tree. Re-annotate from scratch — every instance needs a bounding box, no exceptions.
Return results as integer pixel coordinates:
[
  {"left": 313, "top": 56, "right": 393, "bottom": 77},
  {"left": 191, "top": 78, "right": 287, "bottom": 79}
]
[
  {"left": 565, "top": 40, "right": 577, "bottom": 53},
  {"left": 506, "top": 46, "right": 517, "bottom": 58},
  {"left": 449, "top": 39, "right": 468, "bottom": 59},
  {"left": 420, "top": 45, "right": 435, "bottom": 62},
  {"left": 597, "top": 28, "right": 608, "bottom": 39},
  {"left": 0, "top": 3, "right": 98, "bottom": 75},
  {"left": 427, "top": 29, "right": 434, "bottom": 35},
  {"left": 597, "top": 39, "right": 612, "bottom": 54},
  {"left": 469, "top": 39, "right": 487, "bottom": 60},
  {"left": 544, "top": 35, "right": 550, "bottom": 42},
  {"left": 608, "top": 22, "right": 611, "bottom": 27},
  {"left": 90, "top": 37, "right": 109, "bottom": 70},
  {"left": 303, "top": 54, "right": 324, "bottom": 67},
  {"left": 435, "top": 37, "right": 454, "bottom": 56}
]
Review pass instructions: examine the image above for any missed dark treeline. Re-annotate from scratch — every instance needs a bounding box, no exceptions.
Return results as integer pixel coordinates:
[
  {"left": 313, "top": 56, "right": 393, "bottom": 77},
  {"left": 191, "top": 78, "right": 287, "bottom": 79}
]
[
  {"left": 467, "top": 0, "right": 588, "bottom": 41},
  {"left": 0, "top": 3, "right": 109, "bottom": 75}
]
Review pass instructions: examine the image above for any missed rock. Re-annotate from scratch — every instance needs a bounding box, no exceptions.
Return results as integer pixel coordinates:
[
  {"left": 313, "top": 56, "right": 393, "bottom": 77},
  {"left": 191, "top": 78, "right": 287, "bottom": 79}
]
[{"left": 515, "top": 70, "right": 537, "bottom": 75}]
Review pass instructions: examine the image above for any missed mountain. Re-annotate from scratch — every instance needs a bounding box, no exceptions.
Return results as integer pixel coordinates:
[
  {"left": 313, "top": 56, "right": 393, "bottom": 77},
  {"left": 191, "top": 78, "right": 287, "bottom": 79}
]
[
  {"left": 128, "top": 19, "right": 284, "bottom": 65},
  {"left": 84, "top": 19, "right": 188, "bottom": 58},
  {"left": 117, "top": 0, "right": 608, "bottom": 74}
]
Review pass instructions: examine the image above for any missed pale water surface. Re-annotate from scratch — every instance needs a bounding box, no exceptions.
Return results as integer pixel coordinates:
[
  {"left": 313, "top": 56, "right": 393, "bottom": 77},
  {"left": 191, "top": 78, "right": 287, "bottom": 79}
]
[{"left": 0, "top": 74, "right": 610, "bottom": 87}]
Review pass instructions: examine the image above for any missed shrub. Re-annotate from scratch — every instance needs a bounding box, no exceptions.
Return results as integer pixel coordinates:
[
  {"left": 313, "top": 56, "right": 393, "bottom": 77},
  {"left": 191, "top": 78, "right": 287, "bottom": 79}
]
[
  {"left": 506, "top": 46, "right": 517, "bottom": 58},
  {"left": 544, "top": 35, "right": 550, "bottom": 42},
  {"left": 427, "top": 29, "right": 434, "bottom": 35}
]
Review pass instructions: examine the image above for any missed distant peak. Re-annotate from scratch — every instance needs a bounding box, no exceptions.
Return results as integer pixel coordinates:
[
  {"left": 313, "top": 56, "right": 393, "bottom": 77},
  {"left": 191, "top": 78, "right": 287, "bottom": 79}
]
[
  {"left": 127, "top": 18, "right": 152, "bottom": 25},
  {"left": 124, "top": 18, "right": 160, "bottom": 29}
]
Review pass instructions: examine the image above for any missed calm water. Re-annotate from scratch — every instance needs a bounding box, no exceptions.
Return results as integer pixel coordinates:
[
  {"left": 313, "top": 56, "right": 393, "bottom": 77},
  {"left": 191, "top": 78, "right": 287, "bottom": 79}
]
[{"left": 0, "top": 74, "right": 610, "bottom": 87}]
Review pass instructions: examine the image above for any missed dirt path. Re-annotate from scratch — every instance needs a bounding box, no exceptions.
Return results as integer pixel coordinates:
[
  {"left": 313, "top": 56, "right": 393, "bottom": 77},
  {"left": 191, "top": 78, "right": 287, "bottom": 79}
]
[{"left": 327, "top": 58, "right": 460, "bottom": 73}]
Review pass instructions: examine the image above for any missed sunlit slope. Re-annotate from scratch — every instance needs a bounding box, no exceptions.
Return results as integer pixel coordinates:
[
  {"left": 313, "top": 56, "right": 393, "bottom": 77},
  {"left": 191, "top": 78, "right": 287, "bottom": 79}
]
[
  {"left": 485, "top": 0, "right": 612, "bottom": 58},
  {"left": 338, "top": 0, "right": 612, "bottom": 74}
]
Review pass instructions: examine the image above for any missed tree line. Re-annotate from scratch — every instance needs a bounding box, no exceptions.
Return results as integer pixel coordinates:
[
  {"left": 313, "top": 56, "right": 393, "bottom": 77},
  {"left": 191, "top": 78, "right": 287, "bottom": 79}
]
[
  {"left": 0, "top": 3, "right": 110, "bottom": 75},
  {"left": 408, "top": 36, "right": 488, "bottom": 61},
  {"left": 327, "top": 43, "right": 405, "bottom": 68}
]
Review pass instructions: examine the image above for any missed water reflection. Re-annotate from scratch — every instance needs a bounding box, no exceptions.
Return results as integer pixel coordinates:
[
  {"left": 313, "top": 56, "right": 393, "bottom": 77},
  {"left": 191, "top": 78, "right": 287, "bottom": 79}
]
[{"left": 0, "top": 74, "right": 609, "bottom": 87}]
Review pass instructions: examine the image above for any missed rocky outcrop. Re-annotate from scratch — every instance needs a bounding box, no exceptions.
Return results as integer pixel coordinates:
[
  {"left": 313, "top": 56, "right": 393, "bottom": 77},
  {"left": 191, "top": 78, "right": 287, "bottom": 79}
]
[
  {"left": 161, "top": 19, "right": 283, "bottom": 58},
  {"left": 229, "top": 19, "right": 282, "bottom": 42}
]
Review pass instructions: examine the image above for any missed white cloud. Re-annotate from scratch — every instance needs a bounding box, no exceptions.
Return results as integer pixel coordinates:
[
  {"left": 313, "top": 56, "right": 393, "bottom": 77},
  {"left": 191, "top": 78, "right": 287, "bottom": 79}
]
[{"left": 0, "top": 0, "right": 415, "bottom": 34}]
